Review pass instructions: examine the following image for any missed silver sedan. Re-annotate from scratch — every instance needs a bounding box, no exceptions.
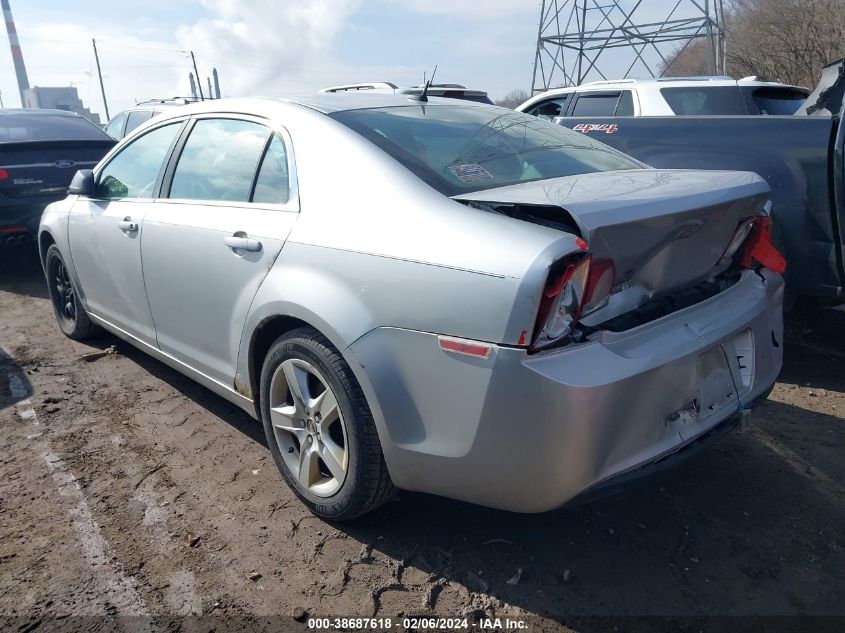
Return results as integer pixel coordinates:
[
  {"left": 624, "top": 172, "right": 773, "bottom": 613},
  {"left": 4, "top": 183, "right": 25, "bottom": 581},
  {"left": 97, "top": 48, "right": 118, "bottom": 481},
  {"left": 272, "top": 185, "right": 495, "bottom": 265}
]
[{"left": 39, "top": 95, "right": 785, "bottom": 519}]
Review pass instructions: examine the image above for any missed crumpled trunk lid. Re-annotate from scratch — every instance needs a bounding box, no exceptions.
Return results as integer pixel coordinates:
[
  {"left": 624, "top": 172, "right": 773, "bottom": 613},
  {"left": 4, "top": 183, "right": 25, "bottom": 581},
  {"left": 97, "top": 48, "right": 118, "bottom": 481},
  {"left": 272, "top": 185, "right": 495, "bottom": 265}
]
[{"left": 453, "top": 169, "right": 770, "bottom": 299}]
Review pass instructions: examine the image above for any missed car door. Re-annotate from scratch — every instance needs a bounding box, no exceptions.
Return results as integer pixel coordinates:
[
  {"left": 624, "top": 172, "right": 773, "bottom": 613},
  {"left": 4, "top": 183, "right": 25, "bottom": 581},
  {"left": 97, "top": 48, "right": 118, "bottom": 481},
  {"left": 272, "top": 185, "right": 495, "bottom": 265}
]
[
  {"left": 140, "top": 115, "right": 298, "bottom": 385},
  {"left": 67, "top": 120, "right": 185, "bottom": 346}
]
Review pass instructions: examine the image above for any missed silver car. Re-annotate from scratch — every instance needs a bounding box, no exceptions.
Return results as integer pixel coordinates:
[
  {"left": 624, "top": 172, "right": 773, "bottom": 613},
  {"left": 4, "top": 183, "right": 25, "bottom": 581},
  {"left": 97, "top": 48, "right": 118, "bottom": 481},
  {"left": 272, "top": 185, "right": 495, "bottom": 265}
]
[{"left": 39, "top": 95, "right": 785, "bottom": 520}]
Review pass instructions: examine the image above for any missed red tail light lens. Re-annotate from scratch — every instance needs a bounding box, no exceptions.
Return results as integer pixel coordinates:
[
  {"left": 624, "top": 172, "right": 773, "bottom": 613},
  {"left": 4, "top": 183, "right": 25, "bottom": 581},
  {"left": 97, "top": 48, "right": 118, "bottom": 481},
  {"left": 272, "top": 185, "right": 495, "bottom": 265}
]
[
  {"left": 0, "top": 169, "right": 8, "bottom": 180},
  {"left": 582, "top": 258, "right": 615, "bottom": 313},
  {"left": 532, "top": 253, "right": 591, "bottom": 351},
  {"left": 738, "top": 216, "right": 786, "bottom": 274}
]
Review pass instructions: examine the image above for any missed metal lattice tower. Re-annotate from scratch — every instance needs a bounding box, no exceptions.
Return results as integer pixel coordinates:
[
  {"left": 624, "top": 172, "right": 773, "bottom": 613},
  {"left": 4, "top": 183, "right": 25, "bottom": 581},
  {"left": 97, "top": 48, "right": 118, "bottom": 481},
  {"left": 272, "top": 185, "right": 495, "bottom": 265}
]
[{"left": 531, "top": 0, "right": 726, "bottom": 92}]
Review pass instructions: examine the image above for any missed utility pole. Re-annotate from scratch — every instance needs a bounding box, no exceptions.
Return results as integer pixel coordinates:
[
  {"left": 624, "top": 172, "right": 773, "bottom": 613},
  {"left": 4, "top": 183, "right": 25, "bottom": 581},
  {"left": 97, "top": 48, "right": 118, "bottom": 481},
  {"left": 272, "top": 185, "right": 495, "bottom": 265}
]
[
  {"left": 92, "top": 38, "right": 110, "bottom": 120},
  {"left": 0, "top": 90, "right": 4, "bottom": 108},
  {"left": 212, "top": 68, "right": 221, "bottom": 99},
  {"left": 2, "top": 0, "right": 30, "bottom": 106},
  {"left": 207, "top": 76, "right": 213, "bottom": 99},
  {"left": 190, "top": 51, "right": 205, "bottom": 100}
]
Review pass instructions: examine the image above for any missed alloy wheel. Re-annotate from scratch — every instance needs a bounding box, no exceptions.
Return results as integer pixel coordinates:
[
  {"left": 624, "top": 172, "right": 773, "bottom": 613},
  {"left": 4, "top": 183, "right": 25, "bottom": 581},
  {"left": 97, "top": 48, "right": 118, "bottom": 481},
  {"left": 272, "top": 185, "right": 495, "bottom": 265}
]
[
  {"left": 268, "top": 358, "right": 349, "bottom": 497},
  {"left": 53, "top": 258, "right": 76, "bottom": 324}
]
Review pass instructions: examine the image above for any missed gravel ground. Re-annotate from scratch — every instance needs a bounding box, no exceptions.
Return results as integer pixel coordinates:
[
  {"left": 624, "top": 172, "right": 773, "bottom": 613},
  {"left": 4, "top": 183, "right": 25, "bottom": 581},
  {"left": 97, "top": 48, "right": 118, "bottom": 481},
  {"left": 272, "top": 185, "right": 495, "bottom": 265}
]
[{"left": 1, "top": 247, "right": 843, "bottom": 632}]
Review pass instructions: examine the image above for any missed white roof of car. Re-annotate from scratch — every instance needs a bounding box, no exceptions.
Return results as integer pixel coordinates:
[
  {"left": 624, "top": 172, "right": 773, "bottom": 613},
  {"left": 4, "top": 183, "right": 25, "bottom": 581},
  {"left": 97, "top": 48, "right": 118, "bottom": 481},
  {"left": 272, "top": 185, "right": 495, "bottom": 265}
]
[{"left": 522, "top": 76, "right": 808, "bottom": 98}]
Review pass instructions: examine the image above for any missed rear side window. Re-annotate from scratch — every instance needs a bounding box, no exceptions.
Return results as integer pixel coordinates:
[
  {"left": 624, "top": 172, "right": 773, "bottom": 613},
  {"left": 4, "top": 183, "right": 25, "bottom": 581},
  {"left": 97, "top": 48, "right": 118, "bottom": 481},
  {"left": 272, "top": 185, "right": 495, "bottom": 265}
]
[
  {"left": 660, "top": 86, "right": 748, "bottom": 115},
  {"left": 124, "top": 110, "right": 155, "bottom": 136},
  {"left": 104, "top": 112, "right": 128, "bottom": 140},
  {"left": 526, "top": 96, "right": 570, "bottom": 120},
  {"left": 746, "top": 87, "right": 807, "bottom": 115},
  {"left": 571, "top": 91, "right": 633, "bottom": 116},
  {"left": 97, "top": 123, "right": 182, "bottom": 199},
  {"left": 615, "top": 91, "right": 635, "bottom": 116},
  {"left": 169, "top": 119, "right": 269, "bottom": 202},
  {"left": 252, "top": 135, "right": 290, "bottom": 204}
]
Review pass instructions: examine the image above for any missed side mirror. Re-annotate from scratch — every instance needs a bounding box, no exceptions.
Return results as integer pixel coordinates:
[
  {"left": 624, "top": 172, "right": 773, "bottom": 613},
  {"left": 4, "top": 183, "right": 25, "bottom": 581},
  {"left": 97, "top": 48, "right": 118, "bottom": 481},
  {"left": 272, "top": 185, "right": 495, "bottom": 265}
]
[{"left": 68, "top": 169, "right": 95, "bottom": 197}]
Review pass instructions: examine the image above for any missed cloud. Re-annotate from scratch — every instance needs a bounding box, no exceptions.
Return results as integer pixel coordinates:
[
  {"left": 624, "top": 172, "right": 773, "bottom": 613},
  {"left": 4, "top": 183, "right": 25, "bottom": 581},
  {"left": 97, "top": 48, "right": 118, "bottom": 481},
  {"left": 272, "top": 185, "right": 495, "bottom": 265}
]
[
  {"left": 176, "top": 0, "right": 363, "bottom": 96},
  {"left": 383, "top": 0, "right": 538, "bottom": 18},
  {"left": 0, "top": 0, "right": 540, "bottom": 118}
]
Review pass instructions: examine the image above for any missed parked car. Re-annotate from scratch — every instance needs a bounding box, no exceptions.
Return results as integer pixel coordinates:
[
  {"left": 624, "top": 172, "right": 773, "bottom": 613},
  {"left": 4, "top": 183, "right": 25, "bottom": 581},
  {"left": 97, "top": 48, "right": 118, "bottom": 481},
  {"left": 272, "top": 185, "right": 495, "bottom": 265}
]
[
  {"left": 518, "top": 76, "right": 810, "bottom": 120},
  {"left": 104, "top": 98, "right": 196, "bottom": 140},
  {"left": 40, "top": 95, "right": 784, "bottom": 520},
  {"left": 0, "top": 109, "right": 114, "bottom": 246},
  {"left": 550, "top": 58, "right": 845, "bottom": 304},
  {"left": 320, "top": 82, "right": 494, "bottom": 104}
]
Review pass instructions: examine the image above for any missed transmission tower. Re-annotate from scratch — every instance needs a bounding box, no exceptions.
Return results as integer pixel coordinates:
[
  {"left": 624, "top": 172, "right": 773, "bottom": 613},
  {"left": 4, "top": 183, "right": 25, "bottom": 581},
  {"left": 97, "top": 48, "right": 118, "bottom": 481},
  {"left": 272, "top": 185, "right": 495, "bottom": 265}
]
[{"left": 531, "top": 0, "right": 726, "bottom": 92}]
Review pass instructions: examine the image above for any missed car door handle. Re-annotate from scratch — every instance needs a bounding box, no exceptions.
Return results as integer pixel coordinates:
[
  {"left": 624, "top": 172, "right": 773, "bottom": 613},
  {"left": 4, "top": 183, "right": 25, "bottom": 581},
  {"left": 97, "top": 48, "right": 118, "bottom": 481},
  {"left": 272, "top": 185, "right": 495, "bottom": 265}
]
[
  {"left": 224, "top": 234, "right": 262, "bottom": 252},
  {"left": 118, "top": 217, "right": 139, "bottom": 233}
]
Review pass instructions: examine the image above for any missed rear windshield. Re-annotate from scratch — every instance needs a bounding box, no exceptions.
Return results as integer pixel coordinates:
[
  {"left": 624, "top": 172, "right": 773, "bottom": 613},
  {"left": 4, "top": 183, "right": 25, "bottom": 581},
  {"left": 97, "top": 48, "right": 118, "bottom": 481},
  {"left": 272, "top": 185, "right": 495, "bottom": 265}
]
[
  {"left": 660, "top": 86, "right": 749, "bottom": 115},
  {"left": 746, "top": 87, "right": 807, "bottom": 115},
  {"left": 330, "top": 105, "right": 642, "bottom": 195},
  {"left": 0, "top": 114, "right": 110, "bottom": 143}
]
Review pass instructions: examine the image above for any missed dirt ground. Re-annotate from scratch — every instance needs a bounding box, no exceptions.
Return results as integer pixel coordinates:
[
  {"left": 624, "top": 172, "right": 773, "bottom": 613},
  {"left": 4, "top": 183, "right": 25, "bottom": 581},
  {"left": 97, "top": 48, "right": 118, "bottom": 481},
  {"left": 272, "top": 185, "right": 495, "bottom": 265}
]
[{"left": 1, "top": 246, "right": 843, "bottom": 633}]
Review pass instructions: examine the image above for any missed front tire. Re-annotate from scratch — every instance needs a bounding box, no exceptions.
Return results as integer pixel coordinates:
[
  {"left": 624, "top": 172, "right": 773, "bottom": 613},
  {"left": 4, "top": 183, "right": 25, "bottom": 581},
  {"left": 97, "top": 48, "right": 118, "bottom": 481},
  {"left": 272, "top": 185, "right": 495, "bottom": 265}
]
[
  {"left": 259, "top": 327, "right": 394, "bottom": 520},
  {"left": 45, "top": 244, "right": 96, "bottom": 340}
]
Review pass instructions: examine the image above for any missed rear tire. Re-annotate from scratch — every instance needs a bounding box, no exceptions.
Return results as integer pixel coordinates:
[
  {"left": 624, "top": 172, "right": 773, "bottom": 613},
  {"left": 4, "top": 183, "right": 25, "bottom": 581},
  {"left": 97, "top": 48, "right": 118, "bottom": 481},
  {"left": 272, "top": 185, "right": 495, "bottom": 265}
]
[
  {"left": 259, "top": 327, "right": 395, "bottom": 521},
  {"left": 45, "top": 244, "right": 96, "bottom": 340}
]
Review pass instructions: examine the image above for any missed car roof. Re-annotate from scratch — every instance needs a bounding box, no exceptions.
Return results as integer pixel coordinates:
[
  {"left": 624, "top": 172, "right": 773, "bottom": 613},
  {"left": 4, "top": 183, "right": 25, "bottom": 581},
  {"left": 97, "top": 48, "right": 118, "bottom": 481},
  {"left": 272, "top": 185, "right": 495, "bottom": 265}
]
[
  {"left": 319, "top": 82, "right": 487, "bottom": 96},
  {"left": 533, "top": 77, "right": 808, "bottom": 95},
  {"left": 150, "top": 94, "right": 494, "bottom": 120},
  {"left": 0, "top": 108, "right": 87, "bottom": 117}
]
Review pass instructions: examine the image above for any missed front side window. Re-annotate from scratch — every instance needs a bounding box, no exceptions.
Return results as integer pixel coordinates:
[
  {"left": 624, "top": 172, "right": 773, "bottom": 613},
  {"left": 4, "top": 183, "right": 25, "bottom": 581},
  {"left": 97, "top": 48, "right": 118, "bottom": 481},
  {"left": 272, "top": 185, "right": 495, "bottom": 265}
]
[
  {"left": 97, "top": 122, "right": 182, "bottom": 199},
  {"left": 527, "top": 96, "right": 570, "bottom": 120},
  {"left": 660, "top": 86, "right": 748, "bottom": 115},
  {"left": 252, "top": 135, "right": 290, "bottom": 204},
  {"left": 331, "top": 105, "right": 642, "bottom": 196},
  {"left": 169, "top": 119, "right": 269, "bottom": 202}
]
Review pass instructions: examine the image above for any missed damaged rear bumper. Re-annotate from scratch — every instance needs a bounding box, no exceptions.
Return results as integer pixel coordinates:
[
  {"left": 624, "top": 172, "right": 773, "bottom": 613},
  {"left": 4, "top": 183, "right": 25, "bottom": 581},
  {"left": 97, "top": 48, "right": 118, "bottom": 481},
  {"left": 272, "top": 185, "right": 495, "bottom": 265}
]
[{"left": 349, "top": 269, "right": 784, "bottom": 513}]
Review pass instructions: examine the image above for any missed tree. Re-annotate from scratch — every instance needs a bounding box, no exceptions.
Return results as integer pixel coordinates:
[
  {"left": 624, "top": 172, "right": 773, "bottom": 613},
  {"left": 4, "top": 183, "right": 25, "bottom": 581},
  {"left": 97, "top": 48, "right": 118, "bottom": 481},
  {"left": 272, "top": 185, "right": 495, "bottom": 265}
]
[
  {"left": 495, "top": 89, "right": 531, "bottom": 109},
  {"left": 661, "top": 0, "right": 845, "bottom": 87}
]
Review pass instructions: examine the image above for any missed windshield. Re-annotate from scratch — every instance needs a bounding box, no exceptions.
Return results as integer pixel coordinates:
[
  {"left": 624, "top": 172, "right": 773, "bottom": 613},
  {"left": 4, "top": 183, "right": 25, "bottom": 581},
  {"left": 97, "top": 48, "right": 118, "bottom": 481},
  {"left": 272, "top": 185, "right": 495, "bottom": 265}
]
[{"left": 330, "top": 105, "right": 642, "bottom": 195}]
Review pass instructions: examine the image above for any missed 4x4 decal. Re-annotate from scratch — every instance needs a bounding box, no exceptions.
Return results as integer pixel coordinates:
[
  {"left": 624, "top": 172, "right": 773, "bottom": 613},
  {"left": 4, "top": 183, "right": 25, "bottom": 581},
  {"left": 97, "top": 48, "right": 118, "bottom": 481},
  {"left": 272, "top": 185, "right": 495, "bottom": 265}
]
[{"left": 572, "top": 123, "right": 619, "bottom": 134}]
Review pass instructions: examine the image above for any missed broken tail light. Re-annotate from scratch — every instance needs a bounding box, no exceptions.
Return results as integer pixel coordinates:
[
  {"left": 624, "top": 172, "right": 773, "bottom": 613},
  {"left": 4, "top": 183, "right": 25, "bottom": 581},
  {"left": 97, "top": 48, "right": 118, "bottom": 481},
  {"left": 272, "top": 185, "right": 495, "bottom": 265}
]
[
  {"left": 739, "top": 216, "right": 786, "bottom": 274},
  {"left": 583, "top": 258, "right": 615, "bottom": 313},
  {"left": 532, "top": 253, "right": 591, "bottom": 351}
]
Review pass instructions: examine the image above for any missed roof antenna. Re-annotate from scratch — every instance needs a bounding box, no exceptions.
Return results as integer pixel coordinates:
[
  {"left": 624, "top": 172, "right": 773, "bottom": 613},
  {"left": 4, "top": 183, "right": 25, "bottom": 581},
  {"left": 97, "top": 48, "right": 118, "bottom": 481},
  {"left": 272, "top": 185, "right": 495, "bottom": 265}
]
[{"left": 411, "top": 64, "right": 437, "bottom": 102}]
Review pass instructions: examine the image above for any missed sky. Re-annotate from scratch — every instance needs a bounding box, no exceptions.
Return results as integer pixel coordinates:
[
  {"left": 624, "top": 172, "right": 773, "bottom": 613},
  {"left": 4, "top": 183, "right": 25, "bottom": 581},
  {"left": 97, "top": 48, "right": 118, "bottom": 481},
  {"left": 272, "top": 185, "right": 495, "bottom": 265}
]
[{"left": 0, "top": 0, "right": 714, "bottom": 120}]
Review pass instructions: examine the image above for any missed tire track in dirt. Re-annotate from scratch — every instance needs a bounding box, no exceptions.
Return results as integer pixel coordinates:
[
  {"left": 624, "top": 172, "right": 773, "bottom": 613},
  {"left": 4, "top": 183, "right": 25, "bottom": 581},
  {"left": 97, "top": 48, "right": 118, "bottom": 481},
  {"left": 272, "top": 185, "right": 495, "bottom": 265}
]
[{"left": 6, "top": 351, "right": 154, "bottom": 630}]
